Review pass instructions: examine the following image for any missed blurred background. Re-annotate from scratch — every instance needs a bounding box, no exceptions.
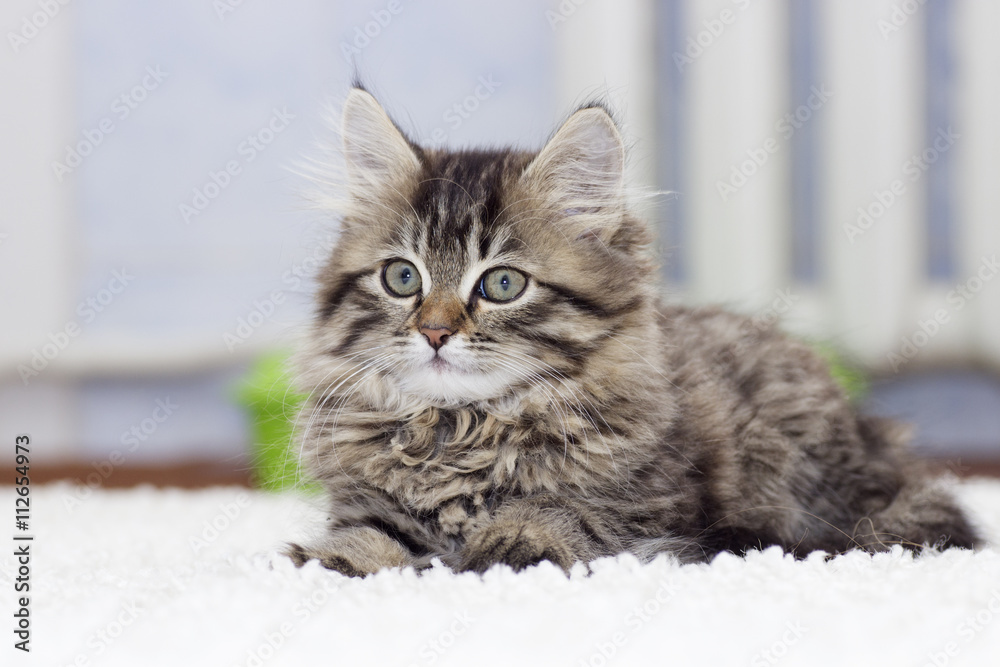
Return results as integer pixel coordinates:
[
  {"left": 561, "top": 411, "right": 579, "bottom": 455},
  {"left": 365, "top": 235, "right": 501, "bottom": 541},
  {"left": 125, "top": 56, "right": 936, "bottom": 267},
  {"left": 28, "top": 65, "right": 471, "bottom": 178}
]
[{"left": 2, "top": 0, "right": 998, "bottom": 487}]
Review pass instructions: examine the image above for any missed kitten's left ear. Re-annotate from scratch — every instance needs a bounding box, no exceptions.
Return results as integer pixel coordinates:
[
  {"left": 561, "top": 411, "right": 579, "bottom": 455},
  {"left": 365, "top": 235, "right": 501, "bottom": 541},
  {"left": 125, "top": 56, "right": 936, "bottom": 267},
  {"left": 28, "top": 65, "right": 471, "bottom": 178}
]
[{"left": 522, "top": 105, "right": 626, "bottom": 220}]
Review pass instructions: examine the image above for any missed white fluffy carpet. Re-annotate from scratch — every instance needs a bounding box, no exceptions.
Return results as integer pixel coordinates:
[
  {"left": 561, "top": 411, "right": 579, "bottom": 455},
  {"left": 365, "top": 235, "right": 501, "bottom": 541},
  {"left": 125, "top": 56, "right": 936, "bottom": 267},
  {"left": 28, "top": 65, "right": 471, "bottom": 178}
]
[{"left": 3, "top": 480, "right": 1000, "bottom": 667}]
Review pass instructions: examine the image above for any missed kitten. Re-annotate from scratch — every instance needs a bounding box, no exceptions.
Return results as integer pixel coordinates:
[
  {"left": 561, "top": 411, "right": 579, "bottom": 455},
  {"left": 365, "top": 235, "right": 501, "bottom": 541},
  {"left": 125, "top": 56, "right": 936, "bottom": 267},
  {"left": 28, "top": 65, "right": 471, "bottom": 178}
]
[{"left": 286, "top": 86, "right": 978, "bottom": 576}]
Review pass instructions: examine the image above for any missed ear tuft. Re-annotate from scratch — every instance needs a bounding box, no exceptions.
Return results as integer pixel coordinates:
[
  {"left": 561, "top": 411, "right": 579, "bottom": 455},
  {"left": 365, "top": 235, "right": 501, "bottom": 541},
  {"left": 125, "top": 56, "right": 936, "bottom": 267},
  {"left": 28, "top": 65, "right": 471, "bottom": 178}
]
[{"left": 341, "top": 88, "right": 421, "bottom": 195}]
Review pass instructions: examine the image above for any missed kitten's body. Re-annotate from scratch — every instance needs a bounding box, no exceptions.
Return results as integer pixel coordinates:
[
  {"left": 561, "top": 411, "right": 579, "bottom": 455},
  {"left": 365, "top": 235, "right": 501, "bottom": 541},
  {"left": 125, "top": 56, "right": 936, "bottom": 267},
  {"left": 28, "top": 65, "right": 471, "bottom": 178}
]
[{"left": 288, "top": 89, "right": 977, "bottom": 575}]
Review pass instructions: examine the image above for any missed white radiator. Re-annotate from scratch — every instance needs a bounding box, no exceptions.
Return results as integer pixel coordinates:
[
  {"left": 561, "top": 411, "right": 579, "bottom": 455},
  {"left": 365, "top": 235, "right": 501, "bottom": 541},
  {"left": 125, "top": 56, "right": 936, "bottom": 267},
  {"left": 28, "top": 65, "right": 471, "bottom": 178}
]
[{"left": 556, "top": 0, "right": 1000, "bottom": 373}]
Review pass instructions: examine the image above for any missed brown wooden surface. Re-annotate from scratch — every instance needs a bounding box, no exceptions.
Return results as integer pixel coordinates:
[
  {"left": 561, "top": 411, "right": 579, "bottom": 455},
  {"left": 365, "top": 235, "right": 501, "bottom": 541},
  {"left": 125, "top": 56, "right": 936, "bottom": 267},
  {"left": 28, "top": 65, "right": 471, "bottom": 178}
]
[
  {"left": 927, "top": 458, "right": 1000, "bottom": 479},
  {"left": 10, "top": 460, "right": 254, "bottom": 488},
  {"left": 4, "top": 457, "right": 999, "bottom": 489}
]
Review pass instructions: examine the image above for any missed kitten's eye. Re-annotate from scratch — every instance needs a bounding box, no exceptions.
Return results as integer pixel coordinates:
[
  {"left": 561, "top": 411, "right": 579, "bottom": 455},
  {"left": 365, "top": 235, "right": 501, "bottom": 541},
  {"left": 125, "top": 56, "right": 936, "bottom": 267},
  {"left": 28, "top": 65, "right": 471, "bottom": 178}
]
[
  {"left": 478, "top": 267, "right": 527, "bottom": 303},
  {"left": 382, "top": 259, "right": 422, "bottom": 297}
]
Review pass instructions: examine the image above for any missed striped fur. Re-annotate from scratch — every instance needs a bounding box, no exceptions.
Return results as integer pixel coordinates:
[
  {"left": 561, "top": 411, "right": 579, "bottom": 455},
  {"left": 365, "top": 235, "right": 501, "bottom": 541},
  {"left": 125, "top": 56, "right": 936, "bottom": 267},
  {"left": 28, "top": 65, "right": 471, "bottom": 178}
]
[{"left": 287, "top": 88, "right": 978, "bottom": 576}]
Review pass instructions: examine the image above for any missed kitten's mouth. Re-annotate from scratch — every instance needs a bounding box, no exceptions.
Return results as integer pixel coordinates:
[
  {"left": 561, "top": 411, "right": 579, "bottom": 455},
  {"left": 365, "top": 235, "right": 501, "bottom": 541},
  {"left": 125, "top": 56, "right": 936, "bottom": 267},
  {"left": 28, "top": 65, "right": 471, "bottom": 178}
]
[
  {"left": 401, "top": 350, "right": 508, "bottom": 404},
  {"left": 428, "top": 355, "right": 458, "bottom": 374},
  {"left": 426, "top": 354, "right": 479, "bottom": 376}
]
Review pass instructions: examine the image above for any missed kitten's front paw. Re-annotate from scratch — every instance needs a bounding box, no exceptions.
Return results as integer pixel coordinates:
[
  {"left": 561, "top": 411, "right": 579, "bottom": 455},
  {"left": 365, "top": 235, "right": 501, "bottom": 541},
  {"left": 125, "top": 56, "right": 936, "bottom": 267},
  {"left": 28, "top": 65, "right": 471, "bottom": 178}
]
[
  {"left": 460, "top": 521, "right": 576, "bottom": 574},
  {"left": 286, "top": 542, "right": 372, "bottom": 577},
  {"left": 285, "top": 526, "right": 414, "bottom": 577}
]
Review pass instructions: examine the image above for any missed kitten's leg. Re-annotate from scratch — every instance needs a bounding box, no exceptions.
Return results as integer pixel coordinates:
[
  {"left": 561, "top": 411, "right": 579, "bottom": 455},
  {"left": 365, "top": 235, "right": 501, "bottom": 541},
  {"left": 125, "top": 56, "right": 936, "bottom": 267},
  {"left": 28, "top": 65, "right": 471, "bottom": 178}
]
[
  {"left": 849, "top": 479, "right": 979, "bottom": 553},
  {"left": 457, "top": 498, "right": 608, "bottom": 574},
  {"left": 286, "top": 526, "right": 415, "bottom": 577}
]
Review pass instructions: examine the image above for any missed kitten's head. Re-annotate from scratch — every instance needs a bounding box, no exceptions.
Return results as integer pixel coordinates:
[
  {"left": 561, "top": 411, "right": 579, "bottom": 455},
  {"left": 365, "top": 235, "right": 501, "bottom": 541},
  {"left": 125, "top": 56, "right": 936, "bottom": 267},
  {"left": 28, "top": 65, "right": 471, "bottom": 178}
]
[{"left": 306, "top": 87, "right": 656, "bottom": 408}]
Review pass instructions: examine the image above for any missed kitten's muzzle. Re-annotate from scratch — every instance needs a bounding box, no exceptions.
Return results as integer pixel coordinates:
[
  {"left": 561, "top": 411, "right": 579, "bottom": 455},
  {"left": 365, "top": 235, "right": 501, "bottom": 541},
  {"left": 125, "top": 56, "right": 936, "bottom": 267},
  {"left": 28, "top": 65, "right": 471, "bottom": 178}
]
[{"left": 419, "top": 326, "right": 453, "bottom": 350}]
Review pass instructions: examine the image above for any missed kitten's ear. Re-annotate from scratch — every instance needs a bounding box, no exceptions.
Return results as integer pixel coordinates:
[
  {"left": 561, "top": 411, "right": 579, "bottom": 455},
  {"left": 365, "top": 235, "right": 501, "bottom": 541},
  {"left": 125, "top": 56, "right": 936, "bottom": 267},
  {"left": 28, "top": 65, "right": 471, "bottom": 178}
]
[
  {"left": 341, "top": 88, "right": 421, "bottom": 195},
  {"left": 522, "top": 105, "right": 626, "bottom": 219}
]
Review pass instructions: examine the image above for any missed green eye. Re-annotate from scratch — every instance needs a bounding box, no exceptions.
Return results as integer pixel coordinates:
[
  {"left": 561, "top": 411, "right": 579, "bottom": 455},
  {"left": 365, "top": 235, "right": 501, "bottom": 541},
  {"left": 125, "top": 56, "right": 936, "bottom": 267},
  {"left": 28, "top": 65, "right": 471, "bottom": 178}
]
[
  {"left": 382, "top": 259, "right": 422, "bottom": 297},
  {"left": 479, "top": 267, "right": 527, "bottom": 302}
]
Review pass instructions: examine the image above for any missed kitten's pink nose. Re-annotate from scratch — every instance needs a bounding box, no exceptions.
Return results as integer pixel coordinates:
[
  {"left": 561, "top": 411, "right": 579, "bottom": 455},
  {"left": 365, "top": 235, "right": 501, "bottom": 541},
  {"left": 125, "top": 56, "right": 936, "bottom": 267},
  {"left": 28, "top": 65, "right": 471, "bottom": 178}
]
[{"left": 419, "top": 326, "right": 453, "bottom": 350}]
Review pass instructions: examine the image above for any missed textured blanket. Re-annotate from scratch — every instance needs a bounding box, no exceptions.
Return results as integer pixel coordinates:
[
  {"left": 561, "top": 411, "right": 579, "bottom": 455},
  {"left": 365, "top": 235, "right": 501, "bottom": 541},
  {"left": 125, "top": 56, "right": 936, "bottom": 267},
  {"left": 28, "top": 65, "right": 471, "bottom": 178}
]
[{"left": 3, "top": 480, "right": 999, "bottom": 666}]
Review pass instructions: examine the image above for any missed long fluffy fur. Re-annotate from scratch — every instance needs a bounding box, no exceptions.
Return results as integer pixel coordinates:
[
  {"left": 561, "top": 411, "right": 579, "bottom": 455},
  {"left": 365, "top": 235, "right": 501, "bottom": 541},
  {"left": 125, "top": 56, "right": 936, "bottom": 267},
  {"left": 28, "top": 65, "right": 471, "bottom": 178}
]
[{"left": 286, "top": 89, "right": 978, "bottom": 576}]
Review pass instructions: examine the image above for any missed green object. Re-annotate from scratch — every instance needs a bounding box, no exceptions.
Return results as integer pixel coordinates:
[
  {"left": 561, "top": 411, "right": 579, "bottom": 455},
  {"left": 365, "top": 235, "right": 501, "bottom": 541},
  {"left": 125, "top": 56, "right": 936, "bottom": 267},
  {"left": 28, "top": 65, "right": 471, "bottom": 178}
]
[
  {"left": 234, "top": 350, "right": 315, "bottom": 492},
  {"left": 813, "top": 342, "right": 869, "bottom": 402}
]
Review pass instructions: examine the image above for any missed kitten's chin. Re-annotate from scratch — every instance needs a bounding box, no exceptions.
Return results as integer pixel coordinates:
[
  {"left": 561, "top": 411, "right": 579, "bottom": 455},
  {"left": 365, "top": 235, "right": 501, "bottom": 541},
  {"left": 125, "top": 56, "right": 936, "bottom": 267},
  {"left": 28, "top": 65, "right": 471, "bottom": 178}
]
[{"left": 396, "top": 361, "right": 512, "bottom": 407}]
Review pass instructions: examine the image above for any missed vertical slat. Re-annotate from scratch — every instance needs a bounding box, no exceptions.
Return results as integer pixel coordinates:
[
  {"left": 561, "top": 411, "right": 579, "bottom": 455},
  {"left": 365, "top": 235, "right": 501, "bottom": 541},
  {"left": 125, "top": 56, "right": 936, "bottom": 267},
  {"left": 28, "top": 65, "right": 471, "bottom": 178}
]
[
  {"left": 0, "top": 2, "right": 77, "bottom": 368},
  {"left": 0, "top": 1, "right": 80, "bottom": 455},
  {"left": 789, "top": 0, "right": 821, "bottom": 285},
  {"left": 818, "top": 0, "right": 925, "bottom": 366},
  {"left": 955, "top": 0, "right": 1000, "bottom": 367},
  {"left": 684, "top": 0, "right": 789, "bottom": 311},
  {"left": 656, "top": 0, "right": 688, "bottom": 284},
  {"left": 924, "top": 0, "right": 956, "bottom": 281},
  {"left": 551, "top": 0, "right": 658, "bottom": 194}
]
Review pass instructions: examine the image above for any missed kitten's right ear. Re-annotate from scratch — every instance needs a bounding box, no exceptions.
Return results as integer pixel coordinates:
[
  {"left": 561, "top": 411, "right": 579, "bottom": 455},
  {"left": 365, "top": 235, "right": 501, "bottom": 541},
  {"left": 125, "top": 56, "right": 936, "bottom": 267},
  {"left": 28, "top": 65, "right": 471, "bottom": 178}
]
[{"left": 341, "top": 88, "right": 421, "bottom": 196}]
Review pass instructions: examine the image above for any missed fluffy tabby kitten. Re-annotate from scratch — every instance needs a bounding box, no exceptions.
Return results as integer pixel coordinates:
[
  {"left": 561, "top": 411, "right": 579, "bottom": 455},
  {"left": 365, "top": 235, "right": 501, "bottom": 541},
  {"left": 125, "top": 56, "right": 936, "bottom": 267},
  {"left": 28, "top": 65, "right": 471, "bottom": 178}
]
[{"left": 287, "top": 86, "right": 978, "bottom": 576}]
